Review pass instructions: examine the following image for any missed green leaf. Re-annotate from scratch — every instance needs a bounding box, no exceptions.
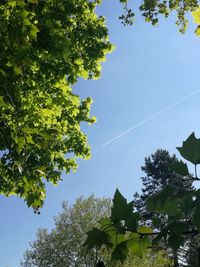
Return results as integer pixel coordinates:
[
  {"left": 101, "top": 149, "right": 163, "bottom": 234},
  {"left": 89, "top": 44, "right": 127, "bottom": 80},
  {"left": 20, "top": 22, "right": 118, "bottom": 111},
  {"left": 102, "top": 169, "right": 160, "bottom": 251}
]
[
  {"left": 126, "top": 239, "right": 143, "bottom": 257},
  {"left": 29, "top": 24, "right": 39, "bottom": 40},
  {"left": 177, "top": 132, "right": 200, "bottom": 164},
  {"left": 168, "top": 234, "right": 184, "bottom": 252},
  {"left": 111, "top": 242, "right": 128, "bottom": 263},
  {"left": 192, "top": 7, "right": 200, "bottom": 25},
  {"left": 127, "top": 236, "right": 151, "bottom": 257},
  {"left": 152, "top": 217, "right": 162, "bottom": 228},
  {"left": 148, "top": 185, "right": 174, "bottom": 208},
  {"left": 7, "top": 1, "right": 17, "bottom": 7},
  {"left": 74, "top": 58, "right": 84, "bottom": 65},
  {"left": 111, "top": 189, "right": 133, "bottom": 222},
  {"left": 0, "top": 96, "right": 5, "bottom": 106},
  {"left": 0, "top": 69, "right": 8, "bottom": 77},
  {"left": 99, "top": 217, "right": 112, "bottom": 228},
  {"left": 156, "top": 199, "right": 180, "bottom": 216},
  {"left": 125, "top": 213, "right": 138, "bottom": 232},
  {"left": 180, "top": 195, "right": 193, "bottom": 216},
  {"left": 195, "top": 26, "right": 200, "bottom": 36},
  {"left": 169, "top": 222, "right": 188, "bottom": 236},
  {"left": 158, "top": 185, "right": 175, "bottom": 204},
  {"left": 162, "top": 200, "right": 180, "bottom": 216},
  {"left": 111, "top": 233, "right": 127, "bottom": 246},
  {"left": 168, "top": 160, "right": 189, "bottom": 176},
  {"left": 147, "top": 186, "right": 181, "bottom": 216},
  {"left": 14, "top": 65, "right": 22, "bottom": 75},
  {"left": 84, "top": 228, "right": 111, "bottom": 250},
  {"left": 28, "top": 0, "right": 38, "bottom": 3},
  {"left": 138, "top": 226, "right": 153, "bottom": 234},
  {"left": 111, "top": 234, "right": 150, "bottom": 261}
]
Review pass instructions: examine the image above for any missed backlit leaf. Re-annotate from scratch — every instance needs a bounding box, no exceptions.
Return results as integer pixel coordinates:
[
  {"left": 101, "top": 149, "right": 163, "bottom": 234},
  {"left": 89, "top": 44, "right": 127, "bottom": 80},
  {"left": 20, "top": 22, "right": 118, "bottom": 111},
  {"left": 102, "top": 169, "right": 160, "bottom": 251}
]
[{"left": 177, "top": 132, "right": 200, "bottom": 164}]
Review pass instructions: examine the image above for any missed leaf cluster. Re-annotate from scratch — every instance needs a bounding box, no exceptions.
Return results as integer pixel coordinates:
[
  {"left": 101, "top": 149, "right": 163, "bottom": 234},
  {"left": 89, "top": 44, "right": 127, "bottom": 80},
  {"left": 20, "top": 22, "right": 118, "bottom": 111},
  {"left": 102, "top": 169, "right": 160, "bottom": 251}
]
[
  {"left": 119, "top": 0, "right": 199, "bottom": 33},
  {"left": 21, "top": 195, "right": 112, "bottom": 267},
  {"left": 0, "top": 0, "right": 113, "bottom": 208},
  {"left": 84, "top": 189, "right": 152, "bottom": 264},
  {"left": 85, "top": 132, "right": 200, "bottom": 264}
]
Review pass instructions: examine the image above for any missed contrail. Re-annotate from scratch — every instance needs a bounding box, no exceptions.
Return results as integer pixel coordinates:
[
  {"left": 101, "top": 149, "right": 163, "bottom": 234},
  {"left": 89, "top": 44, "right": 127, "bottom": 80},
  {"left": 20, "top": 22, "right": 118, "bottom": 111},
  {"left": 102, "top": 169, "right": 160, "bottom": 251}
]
[{"left": 102, "top": 89, "right": 200, "bottom": 147}]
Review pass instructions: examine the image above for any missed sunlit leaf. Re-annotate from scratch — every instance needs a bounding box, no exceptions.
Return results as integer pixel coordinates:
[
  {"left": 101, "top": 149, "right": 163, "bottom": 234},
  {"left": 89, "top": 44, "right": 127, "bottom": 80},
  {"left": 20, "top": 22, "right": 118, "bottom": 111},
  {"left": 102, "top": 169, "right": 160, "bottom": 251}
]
[
  {"left": 195, "top": 25, "right": 200, "bottom": 36},
  {"left": 192, "top": 7, "right": 200, "bottom": 24}
]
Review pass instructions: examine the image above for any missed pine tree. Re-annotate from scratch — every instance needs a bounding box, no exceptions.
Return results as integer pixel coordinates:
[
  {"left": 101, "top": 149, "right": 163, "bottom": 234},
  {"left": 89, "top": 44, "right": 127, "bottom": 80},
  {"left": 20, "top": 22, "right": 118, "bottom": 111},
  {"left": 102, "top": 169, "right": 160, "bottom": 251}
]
[{"left": 133, "top": 149, "right": 193, "bottom": 267}]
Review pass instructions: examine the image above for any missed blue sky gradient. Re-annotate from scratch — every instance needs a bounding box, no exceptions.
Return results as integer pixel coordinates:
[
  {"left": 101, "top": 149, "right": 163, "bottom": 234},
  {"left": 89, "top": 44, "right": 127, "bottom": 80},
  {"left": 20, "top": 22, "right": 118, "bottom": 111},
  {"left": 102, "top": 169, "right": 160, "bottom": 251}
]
[{"left": 1, "top": 1, "right": 200, "bottom": 266}]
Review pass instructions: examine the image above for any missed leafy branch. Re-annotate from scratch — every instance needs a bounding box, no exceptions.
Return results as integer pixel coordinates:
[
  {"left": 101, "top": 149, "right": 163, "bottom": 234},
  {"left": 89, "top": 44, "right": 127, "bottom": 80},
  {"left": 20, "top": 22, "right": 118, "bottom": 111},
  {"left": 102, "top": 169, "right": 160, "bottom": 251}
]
[{"left": 84, "top": 132, "right": 200, "bottom": 265}]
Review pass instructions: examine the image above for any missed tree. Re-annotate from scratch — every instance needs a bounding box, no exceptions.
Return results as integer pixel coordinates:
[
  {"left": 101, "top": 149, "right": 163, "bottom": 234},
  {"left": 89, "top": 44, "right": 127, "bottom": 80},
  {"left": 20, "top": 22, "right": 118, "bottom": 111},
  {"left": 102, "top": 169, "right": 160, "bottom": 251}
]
[
  {"left": 84, "top": 132, "right": 200, "bottom": 267},
  {"left": 21, "top": 195, "right": 112, "bottom": 267},
  {"left": 133, "top": 149, "right": 193, "bottom": 266},
  {"left": 134, "top": 149, "right": 192, "bottom": 225},
  {"left": 0, "top": 0, "right": 113, "bottom": 208},
  {"left": 1, "top": 0, "right": 200, "bottom": 209},
  {"left": 21, "top": 194, "right": 171, "bottom": 267}
]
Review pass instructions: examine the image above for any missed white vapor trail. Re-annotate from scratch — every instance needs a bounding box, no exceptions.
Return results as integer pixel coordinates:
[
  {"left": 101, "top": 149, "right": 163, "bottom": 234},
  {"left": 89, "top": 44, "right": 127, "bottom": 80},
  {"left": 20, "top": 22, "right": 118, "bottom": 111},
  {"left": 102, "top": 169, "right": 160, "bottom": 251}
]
[{"left": 102, "top": 89, "right": 200, "bottom": 147}]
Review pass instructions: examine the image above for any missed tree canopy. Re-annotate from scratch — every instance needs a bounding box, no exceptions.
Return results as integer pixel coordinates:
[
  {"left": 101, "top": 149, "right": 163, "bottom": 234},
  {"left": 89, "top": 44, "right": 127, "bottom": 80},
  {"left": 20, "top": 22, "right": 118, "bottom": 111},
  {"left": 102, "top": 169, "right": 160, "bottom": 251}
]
[
  {"left": 21, "top": 195, "right": 171, "bottom": 267},
  {"left": 21, "top": 195, "right": 112, "bottom": 267},
  {"left": 0, "top": 0, "right": 113, "bottom": 209},
  {"left": 1, "top": 0, "right": 200, "bottom": 210},
  {"left": 133, "top": 149, "right": 193, "bottom": 266},
  {"left": 119, "top": 0, "right": 200, "bottom": 33},
  {"left": 4, "top": 0, "right": 200, "bottom": 265},
  {"left": 134, "top": 149, "right": 191, "bottom": 225}
]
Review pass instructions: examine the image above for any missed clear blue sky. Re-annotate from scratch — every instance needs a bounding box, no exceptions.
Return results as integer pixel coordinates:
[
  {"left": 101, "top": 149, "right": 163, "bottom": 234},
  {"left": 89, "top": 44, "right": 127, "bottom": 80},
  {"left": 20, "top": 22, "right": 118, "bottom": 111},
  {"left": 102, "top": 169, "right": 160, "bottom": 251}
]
[{"left": 1, "top": 1, "right": 200, "bottom": 266}]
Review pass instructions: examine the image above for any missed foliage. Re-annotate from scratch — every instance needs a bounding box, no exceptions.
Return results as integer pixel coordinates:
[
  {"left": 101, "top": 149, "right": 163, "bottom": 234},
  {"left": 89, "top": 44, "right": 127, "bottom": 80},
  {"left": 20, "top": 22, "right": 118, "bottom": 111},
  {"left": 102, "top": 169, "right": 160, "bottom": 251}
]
[
  {"left": 192, "top": 6, "right": 200, "bottom": 35},
  {"left": 21, "top": 195, "right": 112, "bottom": 267},
  {"left": 0, "top": 0, "right": 113, "bottom": 208},
  {"left": 123, "top": 251, "right": 172, "bottom": 267},
  {"left": 119, "top": 0, "right": 200, "bottom": 33},
  {"left": 134, "top": 149, "right": 191, "bottom": 225},
  {"left": 1, "top": 0, "right": 200, "bottom": 211},
  {"left": 85, "top": 132, "right": 200, "bottom": 266},
  {"left": 21, "top": 195, "right": 171, "bottom": 267},
  {"left": 133, "top": 149, "right": 192, "bottom": 265},
  {"left": 84, "top": 190, "right": 152, "bottom": 263}
]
